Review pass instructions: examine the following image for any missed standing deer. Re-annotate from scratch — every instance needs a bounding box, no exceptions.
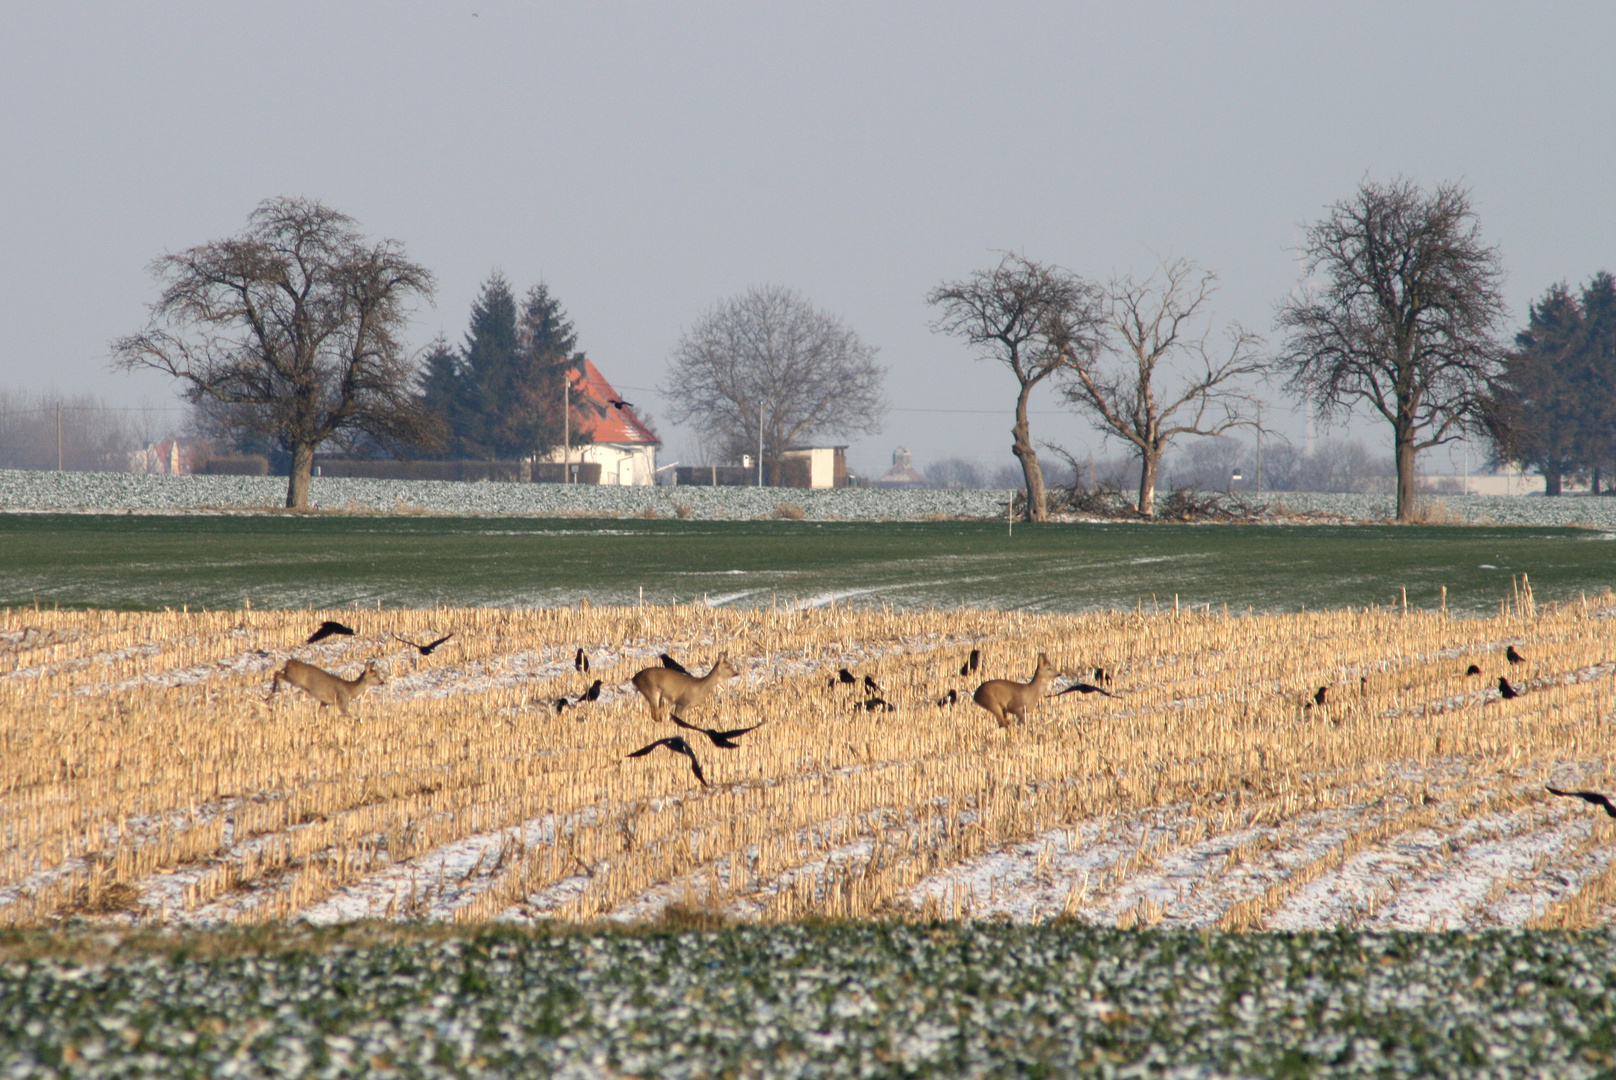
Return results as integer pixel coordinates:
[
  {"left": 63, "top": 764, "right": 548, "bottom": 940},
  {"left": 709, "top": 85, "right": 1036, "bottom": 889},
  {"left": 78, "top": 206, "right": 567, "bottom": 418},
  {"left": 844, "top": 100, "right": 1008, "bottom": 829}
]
[
  {"left": 630, "top": 655, "right": 738, "bottom": 723},
  {"left": 972, "top": 653, "right": 1056, "bottom": 727},
  {"left": 270, "top": 659, "right": 384, "bottom": 716}
]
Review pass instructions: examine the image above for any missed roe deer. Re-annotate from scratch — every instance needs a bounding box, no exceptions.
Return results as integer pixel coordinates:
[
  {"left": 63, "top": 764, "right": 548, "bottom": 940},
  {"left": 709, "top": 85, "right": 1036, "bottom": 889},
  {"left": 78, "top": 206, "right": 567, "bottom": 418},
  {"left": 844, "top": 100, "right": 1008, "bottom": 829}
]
[
  {"left": 270, "top": 659, "right": 384, "bottom": 715},
  {"left": 972, "top": 653, "right": 1056, "bottom": 727},
  {"left": 631, "top": 655, "right": 738, "bottom": 722}
]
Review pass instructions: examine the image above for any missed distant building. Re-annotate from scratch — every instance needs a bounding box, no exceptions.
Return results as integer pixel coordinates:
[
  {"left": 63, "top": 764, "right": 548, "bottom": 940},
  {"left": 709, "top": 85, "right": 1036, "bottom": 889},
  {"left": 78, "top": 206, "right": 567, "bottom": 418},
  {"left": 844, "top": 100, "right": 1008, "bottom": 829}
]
[
  {"left": 779, "top": 444, "right": 849, "bottom": 488},
  {"left": 535, "top": 358, "right": 661, "bottom": 485},
  {"left": 876, "top": 446, "right": 926, "bottom": 488}
]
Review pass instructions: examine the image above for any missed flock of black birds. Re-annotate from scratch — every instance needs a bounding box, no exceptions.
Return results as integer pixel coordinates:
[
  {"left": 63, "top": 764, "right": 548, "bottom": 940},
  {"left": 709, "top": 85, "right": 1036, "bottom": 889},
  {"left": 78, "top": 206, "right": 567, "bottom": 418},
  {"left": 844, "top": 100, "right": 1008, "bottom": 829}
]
[{"left": 298, "top": 626, "right": 1616, "bottom": 814}]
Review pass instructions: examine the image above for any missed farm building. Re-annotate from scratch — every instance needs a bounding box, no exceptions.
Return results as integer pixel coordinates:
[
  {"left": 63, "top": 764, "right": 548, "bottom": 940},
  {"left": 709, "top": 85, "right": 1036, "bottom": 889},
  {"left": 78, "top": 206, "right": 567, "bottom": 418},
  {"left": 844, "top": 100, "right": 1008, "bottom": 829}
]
[{"left": 535, "top": 358, "right": 661, "bottom": 486}]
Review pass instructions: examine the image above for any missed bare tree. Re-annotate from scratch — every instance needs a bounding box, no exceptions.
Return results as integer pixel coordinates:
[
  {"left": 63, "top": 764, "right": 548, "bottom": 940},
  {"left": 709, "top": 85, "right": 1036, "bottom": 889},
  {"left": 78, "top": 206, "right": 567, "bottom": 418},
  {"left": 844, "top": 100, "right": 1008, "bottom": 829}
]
[
  {"left": 662, "top": 285, "right": 885, "bottom": 483},
  {"left": 112, "top": 197, "right": 440, "bottom": 509},
  {"left": 928, "top": 254, "right": 1103, "bottom": 520},
  {"left": 1058, "top": 259, "right": 1265, "bottom": 516},
  {"left": 1276, "top": 177, "right": 1508, "bottom": 521}
]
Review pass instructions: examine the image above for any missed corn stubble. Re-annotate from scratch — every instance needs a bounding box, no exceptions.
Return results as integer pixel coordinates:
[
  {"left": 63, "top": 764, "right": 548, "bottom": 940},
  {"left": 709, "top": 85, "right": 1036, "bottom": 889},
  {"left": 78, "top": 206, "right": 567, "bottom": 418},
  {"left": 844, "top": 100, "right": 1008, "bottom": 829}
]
[{"left": 2, "top": 590, "right": 1613, "bottom": 930}]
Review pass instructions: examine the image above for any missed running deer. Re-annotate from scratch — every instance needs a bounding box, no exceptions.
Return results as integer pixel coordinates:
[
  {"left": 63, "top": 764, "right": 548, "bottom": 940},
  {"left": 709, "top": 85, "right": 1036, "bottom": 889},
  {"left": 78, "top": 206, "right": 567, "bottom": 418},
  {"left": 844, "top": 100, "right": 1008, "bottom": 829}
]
[
  {"left": 270, "top": 659, "right": 384, "bottom": 715},
  {"left": 972, "top": 652, "right": 1056, "bottom": 727},
  {"left": 631, "top": 655, "right": 738, "bottom": 723}
]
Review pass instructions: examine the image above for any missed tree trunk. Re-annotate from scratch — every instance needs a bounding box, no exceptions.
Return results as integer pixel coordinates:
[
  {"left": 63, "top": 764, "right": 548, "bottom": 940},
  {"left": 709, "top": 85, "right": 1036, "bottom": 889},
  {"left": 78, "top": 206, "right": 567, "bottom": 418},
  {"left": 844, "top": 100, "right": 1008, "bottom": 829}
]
[
  {"left": 1011, "top": 388, "right": 1047, "bottom": 521},
  {"left": 286, "top": 441, "right": 316, "bottom": 510},
  {"left": 1394, "top": 433, "right": 1417, "bottom": 522},
  {"left": 1593, "top": 466, "right": 1602, "bottom": 495},
  {"left": 1137, "top": 450, "right": 1159, "bottom": 517},
  {"left": 1544, "top": 469, "right": 1562, "bottom": 496}
]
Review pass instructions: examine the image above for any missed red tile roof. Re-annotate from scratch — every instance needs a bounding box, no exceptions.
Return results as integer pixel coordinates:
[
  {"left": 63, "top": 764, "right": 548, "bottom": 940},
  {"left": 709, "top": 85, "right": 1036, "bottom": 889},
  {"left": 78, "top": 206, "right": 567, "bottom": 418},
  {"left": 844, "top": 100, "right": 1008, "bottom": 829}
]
[{"left": 565, "top": 359, "right": 660, "bottom": 445}]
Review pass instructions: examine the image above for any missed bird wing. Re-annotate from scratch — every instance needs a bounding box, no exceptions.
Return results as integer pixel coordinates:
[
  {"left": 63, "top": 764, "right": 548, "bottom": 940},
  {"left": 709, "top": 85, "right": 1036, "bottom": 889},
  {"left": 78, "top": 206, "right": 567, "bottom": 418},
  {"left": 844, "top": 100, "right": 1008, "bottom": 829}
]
[
  {"left": 425, "top": 634, "right": 453, "bottom": 651},
  {"left": 627, "top": 738, "right": 676, "bottom": 758},
  {"left": 671, "top": 714, "right": 713, "bottom": 736},
  {"left": 713, "top": 721, "right": 765, "bottom": 739}
]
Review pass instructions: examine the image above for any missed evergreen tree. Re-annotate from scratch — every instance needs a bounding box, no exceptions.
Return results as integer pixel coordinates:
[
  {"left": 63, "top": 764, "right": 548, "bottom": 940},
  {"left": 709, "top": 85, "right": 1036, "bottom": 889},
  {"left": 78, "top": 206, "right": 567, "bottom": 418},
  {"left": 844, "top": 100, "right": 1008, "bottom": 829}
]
[
  {"left": 457, "top": 274, "right": 521, "bottom": 459},
  {"left": 1486, "top": 283, "right": 1587, "bottom": 494},
  {"left": 1578, "top": 273, "right": 1616, "bottom": 492},
  {"left": 415, "top": 336, "right": 466, "bottom": 456}
]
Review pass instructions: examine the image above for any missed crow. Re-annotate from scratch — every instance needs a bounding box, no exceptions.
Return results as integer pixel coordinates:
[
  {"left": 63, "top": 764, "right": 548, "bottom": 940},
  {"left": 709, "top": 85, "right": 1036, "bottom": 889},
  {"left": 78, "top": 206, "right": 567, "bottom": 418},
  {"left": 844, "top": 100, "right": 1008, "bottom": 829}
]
[
  {"left": 608, "top": 398, "right": 635, "bottom": 410},
  {"left": 1312, "top": 686, "right": 1328, "bottom": 707},
  {"left": 307, "top": 620, "right": 356, "bottom": 644},
  {"left": 937, "top": 688, "right": 958, "bottom": 707},
  {"left": 627, "top": 735, "right": 707, "bottom": 786},
  {"left": 672, "top": 714, "right": 765, "bottom": 749},
  {"left": 863, "top": 674, "right": 884, "bottom": 694},
  {"left": 1506, "top": 645, "right": 1526, "bottom": 665},
  {"left": 659, "top": 653, "right": 690, "bottom": 675},
  {"left": 959, "top": 649, "right": 980, "bottom": 677},
  {"left": 859, "top": 696, "right": 896, "bottom": 712},
  {"left": 555, "top": 697, "right": 572, "bottom": 714},
  {"left": 1466, "top": 664, "right": 1483, "bottom": 676},
  {"left": 1498, "top": 676, "right": 1521, "bottom": 700},
  {"left": 828, "top": 667, "right": 857, "bottom": 688},
  {"left": 1054, "top": 680, "right": 1113, "bottom": 698},
  {"left": 1546, "top": 786, "right": 1616, "bottom": 817},
  {"left": 575, "top": 648, "right": 589, "bottom": 673},
  {"left": 394, "top": 632, "right": 453, "bottom": 656},
  {"left": 579, "top": 679, "right": 602, "bottom": 702}
]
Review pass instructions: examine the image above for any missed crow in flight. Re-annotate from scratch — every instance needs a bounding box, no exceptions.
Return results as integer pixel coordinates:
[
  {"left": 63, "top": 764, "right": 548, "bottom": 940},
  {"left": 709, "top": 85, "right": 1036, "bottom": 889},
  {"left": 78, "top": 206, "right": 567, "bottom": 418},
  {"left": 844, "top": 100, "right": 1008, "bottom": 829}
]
[
  {"left": 395, "top": 632, "right": 453, "bottom": 656},
  {"left": 627, "top": 735, "right": 708, "bottom": 786},
  {"left": 608, "top": 398, "right": 635, "bottom": 410},
  {"left": 1546, "top": 786, "right": 1616, "bottom": 817},
  {"left": 307, "top": 621, "right": 356, "bottom": 644},
  {"left": 575, "top": 648, "right": 589, "bottom": 673},
  {"left": 959, "top": 649, "right": 980, "bottom": 677},
  {"left": 938, "top": 689, "right": 958, "bottom": 707},
  {"left": 1466, "top": 664, "right": 1483, "bottom": 676},
  {"left": 1054, "top": 680, "right": 1114, "bottom": 698},
  {"left": 1506, "top": 645, "right": 1526, "bottom": 665},
  {"left": 659, "top": 653, "right": 690, "bottom": 674},
  {"left": 1498, "top": 676, "right": 1521, "bottom": 700},
  {"left": 672, "top": 714, "right": 765, "bottom": 749}
]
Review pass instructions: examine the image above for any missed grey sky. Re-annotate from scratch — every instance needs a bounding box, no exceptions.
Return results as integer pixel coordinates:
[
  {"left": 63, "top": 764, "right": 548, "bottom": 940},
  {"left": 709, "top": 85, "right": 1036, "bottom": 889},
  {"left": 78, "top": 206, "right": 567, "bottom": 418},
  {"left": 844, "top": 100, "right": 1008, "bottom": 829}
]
[{"left": 3, "top": 3, "right": 1612, "bottom": 478}]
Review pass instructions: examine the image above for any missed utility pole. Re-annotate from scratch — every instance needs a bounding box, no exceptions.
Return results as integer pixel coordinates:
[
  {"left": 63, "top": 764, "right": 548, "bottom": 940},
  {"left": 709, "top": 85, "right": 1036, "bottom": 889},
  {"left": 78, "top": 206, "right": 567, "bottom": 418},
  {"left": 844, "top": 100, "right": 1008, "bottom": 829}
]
[
  {"left": 757, "top": 402, "right": 764, "bottom": 488},
  {"left": 1254, "top": 400, "right": 1263, "bottom": 495},
  {"left": 563, "top": 378, "right": 570, "bottom": 484},
  {"left": 55, "top": 404, "right": 62, "bottom": 471}
]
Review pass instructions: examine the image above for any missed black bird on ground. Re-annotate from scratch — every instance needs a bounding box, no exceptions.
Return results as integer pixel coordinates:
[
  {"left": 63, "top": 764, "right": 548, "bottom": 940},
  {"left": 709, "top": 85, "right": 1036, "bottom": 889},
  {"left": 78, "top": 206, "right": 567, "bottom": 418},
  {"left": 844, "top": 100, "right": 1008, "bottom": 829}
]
[
  {"left": 959, "top": 649, "right": 980, "bottom": 677},
  {"left": 863, "top": 674, "right": 884, "bottom": 694},
  {"left": 1312, "top": 686, "right": 1328, "bottom": 707},
  {"left": 627, "top": 736, "right": 708, "bottom": 786},
  {"left": 938, "top": 688, "right": 958, "bottom": 707},
  {"left": 828, "top": 667, "right": 857, "bottom": 688},
  {"left": 672, "top": 714, "right": 765, "bottom": 749},
  {"left": 1054, "top": 680, "right": 1114, "bottom": 698},
  {"left": 1506, "top": 645, "right": 1526, "bottom": 665},
  {"left": 1466, "top": 664, "right": 1483, "bottom": 676},
  {"left": 659, "top": 653, "right": 690, "bottom": 674},
  {"left": 579, "top": 679, "right": 602, "bottom": 702},
  {"left": 575, "top": 648, "right": 589, "bottom": 673},
  {"left": 395, "top": 632, "right": 454, "bottom": 656},
  {"left": 1546, "top": 786, "right": 1616, "bottom": 817},
  {"left": 859, "top": 696, "right": 896, "bottom": 712},
  {"left": 1498, "top": 676, "right": 1522, "bottom": 700},
  {"left": 555, "top": 697, "right": 572, "bottom": 714},
  {"left": 307, "top": 620, "right": 356, "bottom": 644}
]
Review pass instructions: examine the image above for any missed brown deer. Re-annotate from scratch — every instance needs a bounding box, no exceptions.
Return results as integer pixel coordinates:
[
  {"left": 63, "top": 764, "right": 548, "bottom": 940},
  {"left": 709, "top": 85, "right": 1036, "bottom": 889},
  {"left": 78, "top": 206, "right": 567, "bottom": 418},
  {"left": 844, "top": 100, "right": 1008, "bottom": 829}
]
[
  {"left": 972, "top": 653, "right": 1056, "bottom": 727},
  {"left": 270, "top": 659, "right": 384, "bottom": 716},
  {"left": 630, "top": 655, "right": 738, "bottom": 723}
]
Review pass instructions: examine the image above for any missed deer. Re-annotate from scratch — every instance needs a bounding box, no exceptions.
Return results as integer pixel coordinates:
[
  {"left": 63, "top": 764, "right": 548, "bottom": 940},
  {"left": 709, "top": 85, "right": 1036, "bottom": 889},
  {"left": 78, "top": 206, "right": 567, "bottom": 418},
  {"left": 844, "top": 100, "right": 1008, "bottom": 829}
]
[
  {"left": 269, "top": 659, "right": 384, "bottom": 716},
  {"left": 971, "top": 652, "right": 1057, "bottom": 728},
  {"left": 630, "top": 655, "right": 739, "bottom": 723}
]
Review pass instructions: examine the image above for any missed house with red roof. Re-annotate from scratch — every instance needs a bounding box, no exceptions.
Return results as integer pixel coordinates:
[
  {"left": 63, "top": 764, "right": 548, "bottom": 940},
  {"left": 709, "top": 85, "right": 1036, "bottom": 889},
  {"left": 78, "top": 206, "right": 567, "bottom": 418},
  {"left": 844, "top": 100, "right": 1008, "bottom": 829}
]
[{"left": 536, "top": 358, "right": 661, "bottom": 485}]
